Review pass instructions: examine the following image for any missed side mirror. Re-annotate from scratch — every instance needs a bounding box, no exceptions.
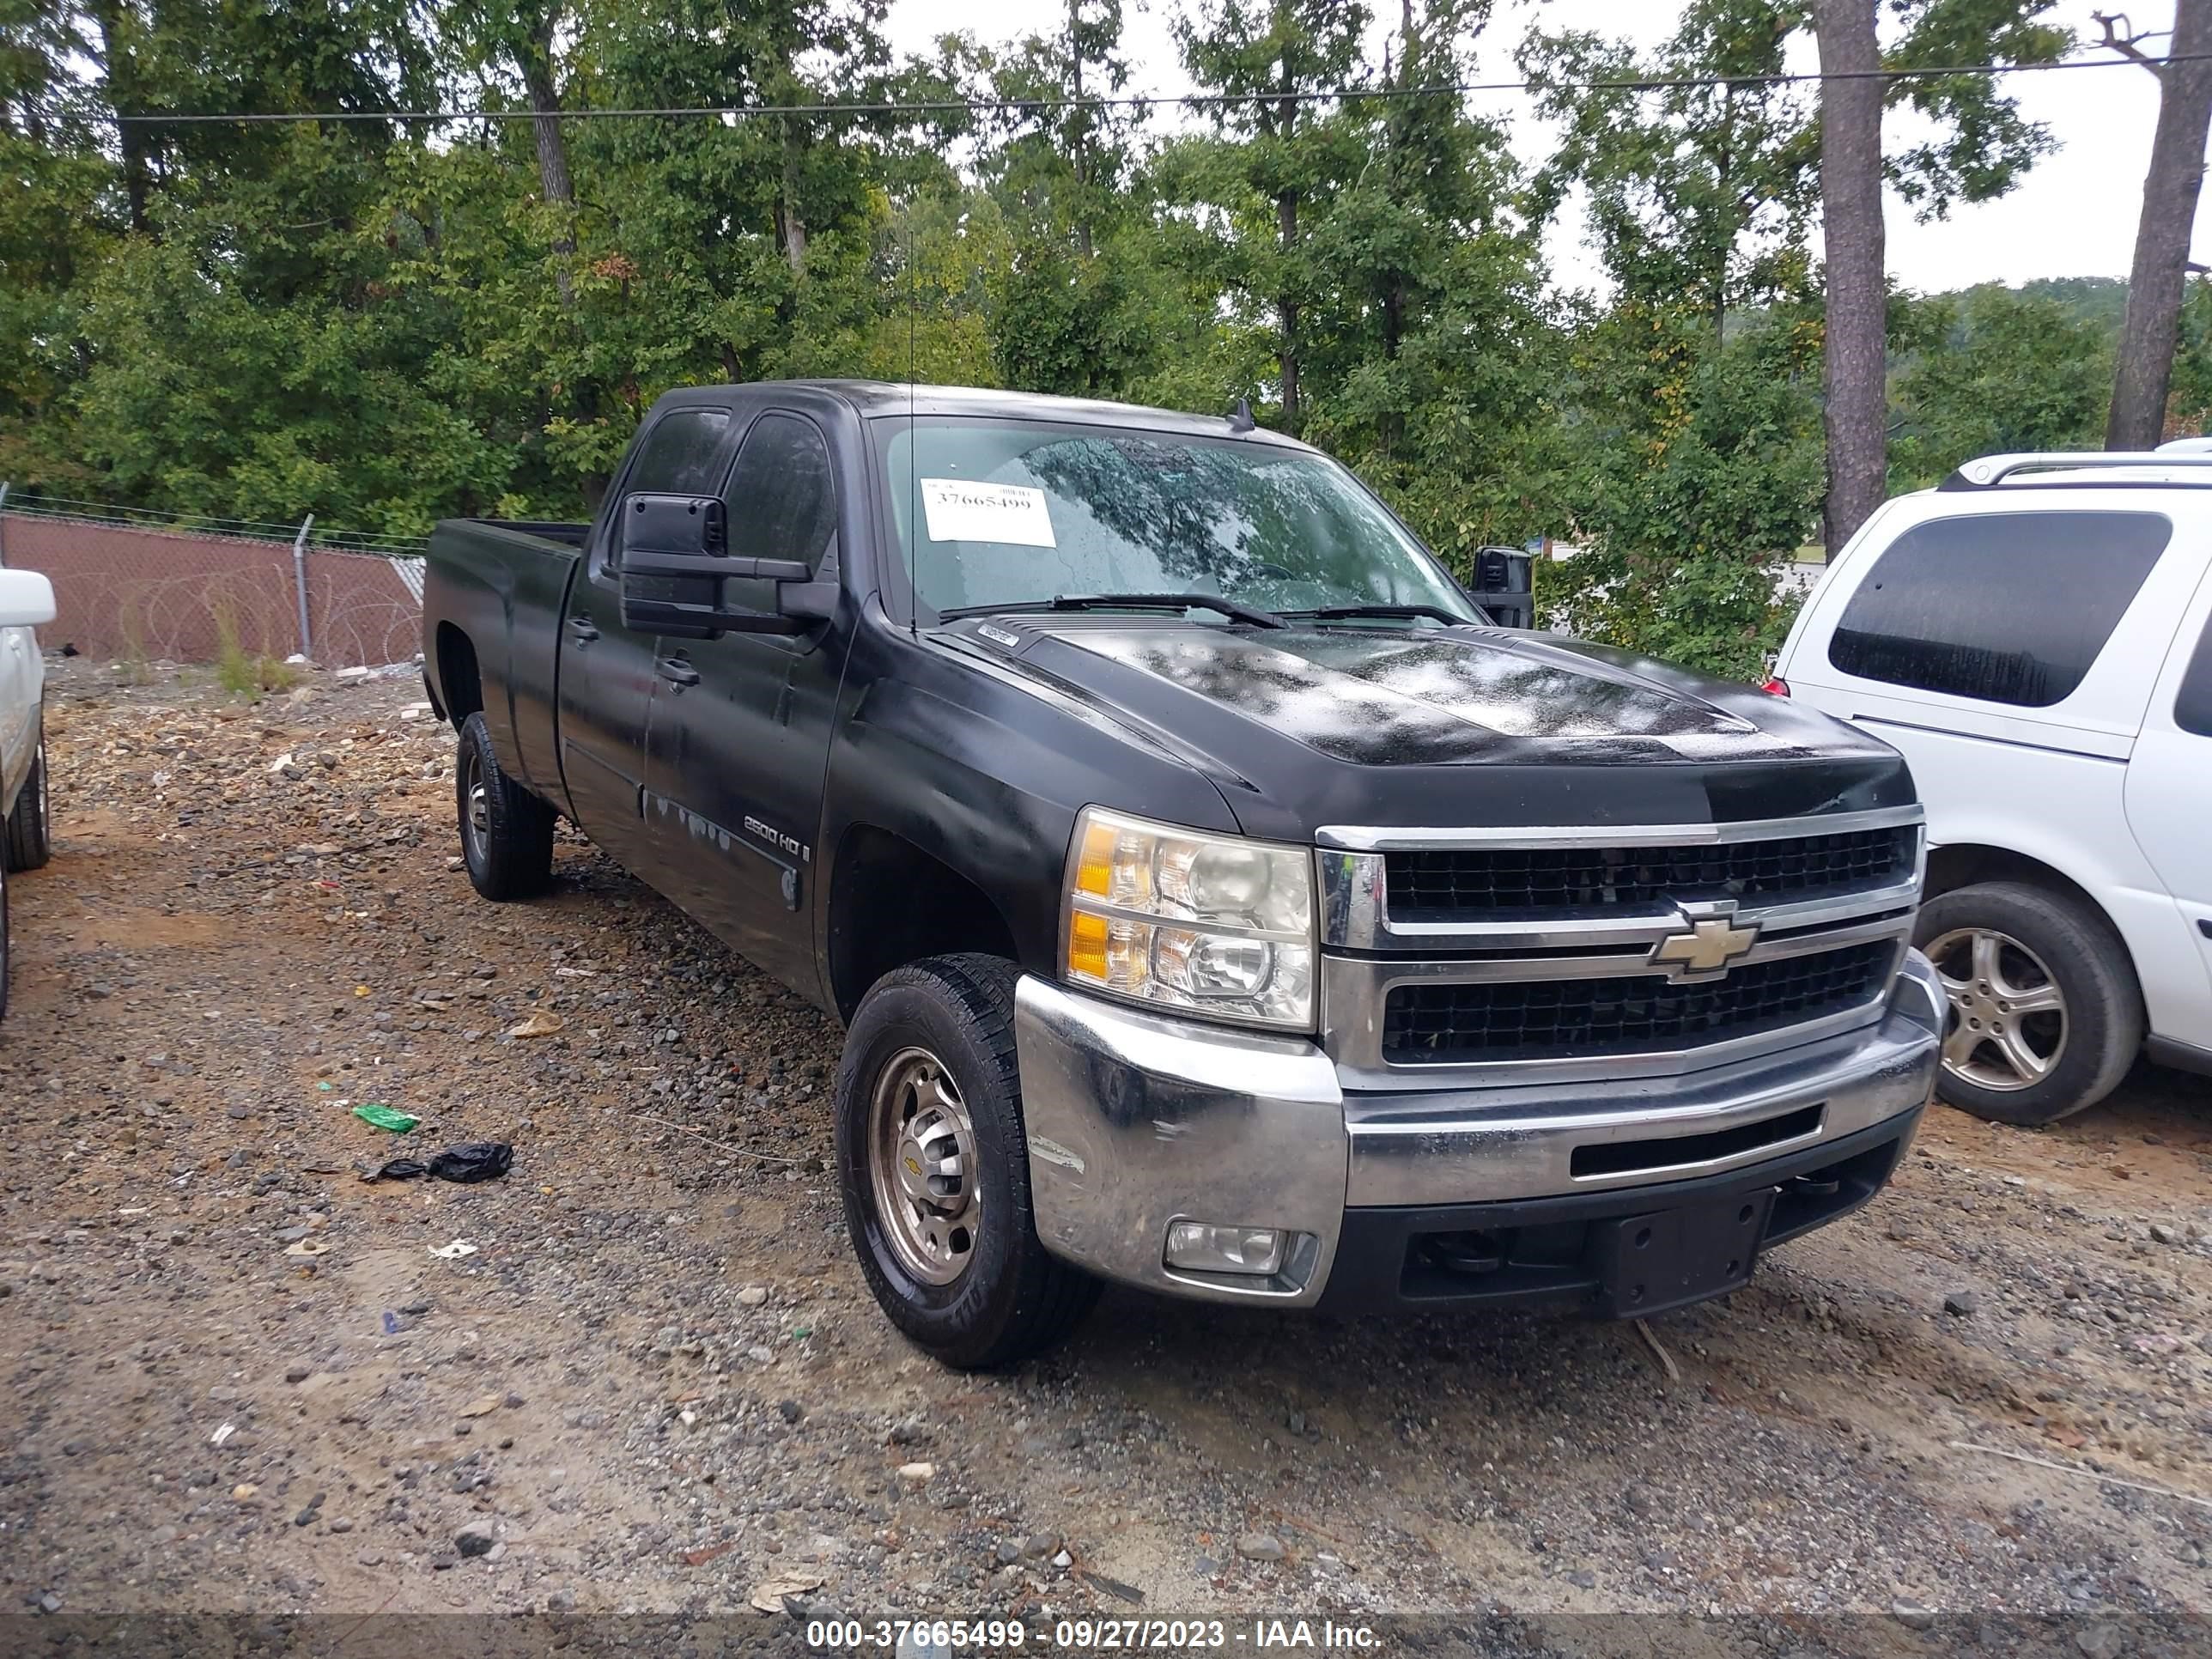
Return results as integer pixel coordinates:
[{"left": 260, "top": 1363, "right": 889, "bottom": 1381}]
[
  {"left": 616, "top": 492, "right": 834, "bottom": 637},
  {"left": 0, "top": 568, "right": 57, "bottom": 629}
]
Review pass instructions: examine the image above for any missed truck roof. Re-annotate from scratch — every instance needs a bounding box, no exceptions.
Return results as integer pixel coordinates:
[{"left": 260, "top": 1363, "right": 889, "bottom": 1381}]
[{"left": 659, "top": 380, "right": 1317, "bottom": 450}]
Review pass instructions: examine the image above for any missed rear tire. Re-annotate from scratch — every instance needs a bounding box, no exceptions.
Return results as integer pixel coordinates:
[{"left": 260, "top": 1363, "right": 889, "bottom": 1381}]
[
  {"left": 836, "top": 954, "right": 1099, "bottom": 1370},
  {"left": 3, "top": 727, "right": 52, "bottom": 872},
  {"left": 455, "top": 712, "right": 555, "bottom": 901},
  {"left": 1915, "top": 880, "right": 2142, "bottom": 1126}
]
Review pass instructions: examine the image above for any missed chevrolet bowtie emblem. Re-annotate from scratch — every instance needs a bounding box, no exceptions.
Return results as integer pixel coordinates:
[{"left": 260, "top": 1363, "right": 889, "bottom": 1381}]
[{"left": 1649, "top": 908, "right": 1761, "bottom": 979}]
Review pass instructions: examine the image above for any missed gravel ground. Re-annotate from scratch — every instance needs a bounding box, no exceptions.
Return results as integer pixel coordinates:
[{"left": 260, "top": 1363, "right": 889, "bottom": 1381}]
[{"left": 2, "top": 659, "right": 2208, "bottom": 1635}]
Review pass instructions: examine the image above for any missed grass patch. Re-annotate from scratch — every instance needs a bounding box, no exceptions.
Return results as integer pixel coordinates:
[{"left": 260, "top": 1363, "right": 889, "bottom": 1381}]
[{"left": 210, "top": 598, "right": 301, "bottom": 697}]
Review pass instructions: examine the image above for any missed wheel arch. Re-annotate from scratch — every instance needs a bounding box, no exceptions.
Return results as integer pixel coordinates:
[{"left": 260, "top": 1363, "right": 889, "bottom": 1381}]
[
  {"left": 1922, "top": 842, "right": 2145, "bottom": 990},
  {"left": 825, "top": 823, "right": 1023, "bottom": 1023},
  {"left": 434, "top": 622, "right": 483, "bottom": 724}
]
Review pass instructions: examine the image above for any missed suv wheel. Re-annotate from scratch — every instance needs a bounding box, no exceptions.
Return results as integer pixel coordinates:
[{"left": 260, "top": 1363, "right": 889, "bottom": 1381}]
[
  {"left": 1916, "top": 880, "right": 2143, "bottom": 1126},
  {"left": 836, "top": 955, "right": 1099, "bottom": 1370},
  {"left": 455, "top": 712, "right": 556, "bottom": 901},
  {"left": 3, "top": 728, "right": 52, "bottom": 872}
]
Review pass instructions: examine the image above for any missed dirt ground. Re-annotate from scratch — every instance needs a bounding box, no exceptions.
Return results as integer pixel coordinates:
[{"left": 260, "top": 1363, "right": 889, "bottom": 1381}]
[{"left": 2, "top": 659, "right": 2207, "bottom": 1640}]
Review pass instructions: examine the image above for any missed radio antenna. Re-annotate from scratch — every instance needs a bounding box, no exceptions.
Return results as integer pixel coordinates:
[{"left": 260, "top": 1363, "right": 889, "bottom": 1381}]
[{"left": 906, "top": 194, "right": 920, "bottom": 637}]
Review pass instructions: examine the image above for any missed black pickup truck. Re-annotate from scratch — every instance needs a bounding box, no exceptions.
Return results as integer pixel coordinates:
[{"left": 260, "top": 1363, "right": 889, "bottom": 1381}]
[{"left": 422, "top": 380, "right": 1944, "bottom": 1368}]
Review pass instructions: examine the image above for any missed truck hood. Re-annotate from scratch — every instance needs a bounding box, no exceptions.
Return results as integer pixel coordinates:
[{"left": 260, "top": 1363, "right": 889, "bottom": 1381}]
[{"left": 948, "top": 617, "right": 1916, "bottom": 842}]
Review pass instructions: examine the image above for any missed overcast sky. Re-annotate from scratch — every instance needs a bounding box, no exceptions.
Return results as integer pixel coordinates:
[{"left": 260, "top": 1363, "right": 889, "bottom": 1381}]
[{"left": 880, "top": 0, "right": 2194, "bottom": 299}]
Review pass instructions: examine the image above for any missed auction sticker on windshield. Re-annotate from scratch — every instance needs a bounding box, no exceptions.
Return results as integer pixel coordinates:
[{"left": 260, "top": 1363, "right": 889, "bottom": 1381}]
[{"left": 920, "top": 478, "right": 1057, "bottom": 547}]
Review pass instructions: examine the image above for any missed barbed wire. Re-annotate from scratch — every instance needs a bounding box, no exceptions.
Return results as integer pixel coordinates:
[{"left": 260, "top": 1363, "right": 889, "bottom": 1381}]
[
  {"left": 1, "top": 490, "right": 428, "bottom": 559},
  {"left": 97, "top": 49, "right": 2212, "bottom": 126}
]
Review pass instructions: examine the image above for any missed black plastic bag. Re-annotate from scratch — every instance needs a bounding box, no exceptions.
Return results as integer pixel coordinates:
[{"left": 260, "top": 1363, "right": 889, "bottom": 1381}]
[{"left": 367, "top": 1142, "right": 513, "bottom": 1184}]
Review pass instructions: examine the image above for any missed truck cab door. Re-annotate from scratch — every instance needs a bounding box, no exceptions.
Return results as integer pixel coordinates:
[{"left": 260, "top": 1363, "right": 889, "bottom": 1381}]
[
  {"left": 558, "top": 405, "right": 735, "bottom": 872},
  {"left": 641, "top": 410, "right": 848, "bottom": 998}
]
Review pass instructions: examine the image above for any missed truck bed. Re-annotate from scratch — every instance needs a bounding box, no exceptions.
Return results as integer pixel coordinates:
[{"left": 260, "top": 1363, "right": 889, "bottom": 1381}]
[{"left": 422, "top": 518, "right": 586, "bottom": 811}]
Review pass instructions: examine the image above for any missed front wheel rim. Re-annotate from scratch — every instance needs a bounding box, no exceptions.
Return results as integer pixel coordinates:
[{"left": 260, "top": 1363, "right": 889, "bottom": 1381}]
[
  {"left": 1926, "top": 926, "right": 2068, "bottom": 1092},
  {"left": 867, "top": 1046, "right": 981, "bottom": 1287}
]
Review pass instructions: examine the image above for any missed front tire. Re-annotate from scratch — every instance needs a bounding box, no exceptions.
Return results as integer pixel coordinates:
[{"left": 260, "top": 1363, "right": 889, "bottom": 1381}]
[
  {"left": 1916, "top": 880, "right": 2142, "bottom": 1126},
  {"left": 836, "top": 955, "right": 1099, "bottom": 1370},
  {"left": 4, "top": 729, "right": 52, "bottom": 872},
  {"left": 454, "top": 712, "right": 555, "bottom": 901}
]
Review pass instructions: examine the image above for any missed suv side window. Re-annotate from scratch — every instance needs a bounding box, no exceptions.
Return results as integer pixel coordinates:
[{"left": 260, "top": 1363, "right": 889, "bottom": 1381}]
[
  {"left": 721, "top": 413, "right": 837, "bottom": 611},
  {"left": 1828, "top": 511, "right": 2172, "bottom": 708},
  {"left": 2175, "top": 611, "right": 2212, "bottom": 738}
]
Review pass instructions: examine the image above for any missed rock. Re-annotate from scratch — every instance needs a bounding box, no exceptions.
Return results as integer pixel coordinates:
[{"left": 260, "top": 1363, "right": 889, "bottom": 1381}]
[
  {"left": 455, "top": 1523, "right": 496, "bottom": 1558},
  {"left": 1942, "top": 1291, "right": 1978, "bottom": 1316},
  {"left": 329, "top": 1517, "right": 356, "bottom": 1534},
  {"left": 896, "top": 1462, "right": 935, "bottom": 1483},
  {"left": 40, "top": 1592, "right": 62, "bottom": 1614},
  {"left": 2075, "top": 1622, "right": 2124, "bottom": 1659},
  {"left": 1237, "top": 1532, "right": 1286, "bottom": 1563},
  {"left": 994, "top": 1540, "right": 1021, "bottom": 1565},
  {"left": 1567, "top": 1569, "right": 1597, "bottom": 1589},
  {"left": 1891, "top": 1598, "right": 1936, "bottom": 1631},
  {"left": 284, "top": 1364, "right": 312, "bottom": 1384},
  {"left": 2148, "top": 1222, "right": 2180, "bottom": 1245},
  {"left": 778, "top": 1399, "right": 804, "bottom": 1424},
  {"left": 738, "top": 1285, "right": 769, "bottom": 1307},
  {"left": 1022, "top": 1534, "right": 1060, "bottom": 1559}
]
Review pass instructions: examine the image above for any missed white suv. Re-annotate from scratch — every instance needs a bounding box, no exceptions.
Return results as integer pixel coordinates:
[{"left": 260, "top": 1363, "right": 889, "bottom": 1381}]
[
  {"left": 1, "top": 565, "right": 57, "bottom": 1023},
  {"left": 1771, "top": 450, "right": 2212, "bottom": 1124}
]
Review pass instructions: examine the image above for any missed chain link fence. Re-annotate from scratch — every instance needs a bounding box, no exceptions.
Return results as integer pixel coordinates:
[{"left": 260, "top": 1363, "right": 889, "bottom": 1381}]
[{"left": 0, "top": 489, "right": 427, "bottom": 671}]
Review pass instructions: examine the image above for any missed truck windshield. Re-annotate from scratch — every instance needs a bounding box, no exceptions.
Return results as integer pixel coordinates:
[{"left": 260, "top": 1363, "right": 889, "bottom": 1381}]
[{"left": 878, "top": 418, "right": 1478, "bottom": 623}]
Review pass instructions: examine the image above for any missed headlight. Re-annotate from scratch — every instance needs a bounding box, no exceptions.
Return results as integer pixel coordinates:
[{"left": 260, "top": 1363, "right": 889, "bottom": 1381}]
[{"left": 1061, "top": 806, "right": 1316, "bottom": 1030}]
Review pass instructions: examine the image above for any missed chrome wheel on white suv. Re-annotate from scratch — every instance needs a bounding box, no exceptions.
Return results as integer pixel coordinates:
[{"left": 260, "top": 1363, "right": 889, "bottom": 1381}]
[
  {"left": 1913, "top": 880, "right": 2143, "bottom": 1127},
  {"left": 1926, "top": 927, "right": 2067, "bottom": 1091}
]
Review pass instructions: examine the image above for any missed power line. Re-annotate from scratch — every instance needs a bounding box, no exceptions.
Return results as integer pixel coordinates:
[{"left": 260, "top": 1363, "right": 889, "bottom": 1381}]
[{"left": 102, "top": 49, "right": 2209, "bottom": 125}]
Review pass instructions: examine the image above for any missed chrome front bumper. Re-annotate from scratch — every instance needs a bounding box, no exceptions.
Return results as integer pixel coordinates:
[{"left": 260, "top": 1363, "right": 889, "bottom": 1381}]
[{"left": 1012, "top": 951, "right": 1946, "bottom": 1309}]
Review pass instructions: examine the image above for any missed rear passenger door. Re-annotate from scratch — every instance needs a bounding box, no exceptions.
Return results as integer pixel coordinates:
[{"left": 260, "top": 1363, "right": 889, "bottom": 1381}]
[
  {"left": 642, "top": 410, "right": 848, "bottom": 997},
  {"left": 2124, "top": 569, "right": 2212, "bottom": 1048},
  {"left": 557, "top": 404, "right": 733, "bottom": 872}
]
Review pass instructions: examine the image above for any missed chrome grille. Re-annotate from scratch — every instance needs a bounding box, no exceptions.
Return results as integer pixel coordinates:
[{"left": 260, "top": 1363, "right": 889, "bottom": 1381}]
[
  {"left": 1384, "top": 825, "right": 1917, "bottom": 921},
  {"left": 1379, "top": 940, "right": 1899, "bottom": 1065}
]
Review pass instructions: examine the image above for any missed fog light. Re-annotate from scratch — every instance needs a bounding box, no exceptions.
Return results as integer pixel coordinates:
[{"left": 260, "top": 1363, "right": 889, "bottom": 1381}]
[{"left": 1164, "top": 1221, "right": 1285, "bottom": 1277}]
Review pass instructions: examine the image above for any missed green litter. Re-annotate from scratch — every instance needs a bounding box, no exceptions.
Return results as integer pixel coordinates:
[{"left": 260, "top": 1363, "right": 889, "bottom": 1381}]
[
  {"left": 352, "top": 1104, "right": 419, "bottom": 1133},
  {"left": 316, "top": 1082, "right": 333, "bottom": 1091}
]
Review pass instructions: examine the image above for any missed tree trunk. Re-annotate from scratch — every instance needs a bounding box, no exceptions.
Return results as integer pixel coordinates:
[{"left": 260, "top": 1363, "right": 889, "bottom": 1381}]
[
  {"left": 2107, "top": 0, "right": 2212, "bottom": 449},
  {"left": 1278, "top": 190, "right": 1300, "bottom": 434},
  {"left": 1813, "top": 0, "right": 1887, "bottom": 554},
  {"left": 519, "top": 13, "right": 575, "bottom": 307},
  {"left": 778, "top": 120, "right": 809, "bottom": 276},
  {"left": 89, "top": 0, "right": 151, "bottom": 235},
  {"left": 1070, "top": 0, "right": 1092, "bottom": 258}
]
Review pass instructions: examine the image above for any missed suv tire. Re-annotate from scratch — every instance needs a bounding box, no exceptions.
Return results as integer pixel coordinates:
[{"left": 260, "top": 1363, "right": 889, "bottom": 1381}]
[
  {"left": 836, "top": 955, "right": 1100, "bottom": 1370},
  {"left": 455, "top": 712, "right": 556, "bottom": 901},
  {"left": 1916, "top": 880, "right": 2143, "bottom": 1126},
  {"left": 4, "top": 726, "right": 52, "bottom": 872}
]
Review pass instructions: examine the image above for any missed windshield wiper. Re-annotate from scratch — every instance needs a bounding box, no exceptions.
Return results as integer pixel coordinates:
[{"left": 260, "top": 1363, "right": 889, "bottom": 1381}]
[
  {"left": 941, "top": 592, "right": 1288, "bottom": 629},
  {"left": 1290, "top": 603, "right": 1477, "bottom": 626}
]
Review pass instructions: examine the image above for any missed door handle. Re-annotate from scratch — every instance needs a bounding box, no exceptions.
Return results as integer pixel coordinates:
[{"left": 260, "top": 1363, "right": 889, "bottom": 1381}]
[
  {"left": 566, "top": 617, "right": 599, "bottom": 645},
  {"left": 657, "top": 657, "right": 701, "bottom": 690}
]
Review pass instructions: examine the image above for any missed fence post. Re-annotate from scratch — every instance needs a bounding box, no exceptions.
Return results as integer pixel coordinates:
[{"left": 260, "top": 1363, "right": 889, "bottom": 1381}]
[{"left": 291, "top": 514, "right": 315, "bottom": 661}]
